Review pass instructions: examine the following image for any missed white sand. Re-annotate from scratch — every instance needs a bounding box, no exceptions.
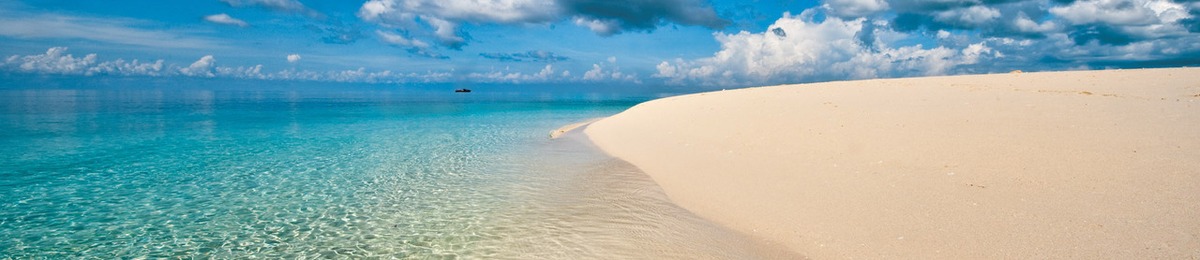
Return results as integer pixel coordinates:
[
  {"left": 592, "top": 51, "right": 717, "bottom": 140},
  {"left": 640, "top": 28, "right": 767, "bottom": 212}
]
[
  {"left": 550, "top": 118, "right": 604, "bottom": 139},
  {"left": 585, "top": 68, "right": 1200, "bottom": 259}
]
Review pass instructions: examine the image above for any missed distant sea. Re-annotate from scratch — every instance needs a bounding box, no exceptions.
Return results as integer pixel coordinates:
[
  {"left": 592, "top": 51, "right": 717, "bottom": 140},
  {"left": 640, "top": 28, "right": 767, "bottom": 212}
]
[{"left": 0, "top": 76, "right": 777, "bottom": 258}]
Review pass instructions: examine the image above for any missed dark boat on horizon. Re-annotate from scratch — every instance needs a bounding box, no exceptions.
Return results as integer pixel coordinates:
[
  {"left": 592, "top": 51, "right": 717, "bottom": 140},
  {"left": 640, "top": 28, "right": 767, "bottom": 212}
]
[{"left": 455, "top": 88, "right": 471, "bottom": 93}]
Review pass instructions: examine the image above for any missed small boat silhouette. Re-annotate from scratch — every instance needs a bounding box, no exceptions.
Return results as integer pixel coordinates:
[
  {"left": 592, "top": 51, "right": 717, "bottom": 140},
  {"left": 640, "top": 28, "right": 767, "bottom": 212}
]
[{"left": 454, "top": 88, "right": 472, "bottom": 93}]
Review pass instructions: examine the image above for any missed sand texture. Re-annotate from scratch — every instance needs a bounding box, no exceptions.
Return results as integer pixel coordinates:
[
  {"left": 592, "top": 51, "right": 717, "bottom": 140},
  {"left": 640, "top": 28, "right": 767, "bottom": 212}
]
[{"left": 585, "top": 68, "right": 1200, "bottom": 259}]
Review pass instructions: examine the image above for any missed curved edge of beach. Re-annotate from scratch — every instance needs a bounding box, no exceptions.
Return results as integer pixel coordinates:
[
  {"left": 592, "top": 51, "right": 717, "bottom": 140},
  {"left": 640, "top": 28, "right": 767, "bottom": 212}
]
[
  {"left": 542, "top": 120, "right": 807, "bottom": 259},
  {"left": 584, "top": 68, "right": 1200, "bottom": 259},
  {"left": 549, "top": 118, "right": 605, "bottom": 139}
]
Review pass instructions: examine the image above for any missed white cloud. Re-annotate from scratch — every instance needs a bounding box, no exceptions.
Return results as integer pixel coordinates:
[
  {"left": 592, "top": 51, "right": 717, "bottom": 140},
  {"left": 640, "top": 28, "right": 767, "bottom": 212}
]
[
  {"left": 287, "top": 54, "right": 302, "bottom": 63},
  {"left": 823, "top": 0, "right": 889, "bottom": 18},
  {"left": 88, "top": 59, "right": 165, "bottom": 76},
  {"left": 1045, "top": 0, "right": 1194, "bottom": 43},
  {"left": 0, "top": 11, "right": 216, "bottom": 49},
  {"left": 179, "top": 55, "right": 217, "bottom": 77},
  {"left": 583, "top": 64, "right": 605, "bottom": 80},
  {"left": 221, "top": 0, "right": 307, "bottom": 12},
  {"left": 959, "top": 42, "right": 995, "bottom": 64},
  {"left": 1143, "top": 0, "right": 1191, "bottom": 22},
  {"left": 1050, "top": 0, "right": 1186, "bottom": 26},
  {"left": 581, "top": 62, "right": 639, "bottom": 82},
  {"left": 375, "top": 30, "right": 446, "bottom": 58},
  {"left": 1, "top": 47, "right": 167, "bottom": 76},
  {"left": 359, "top": 0, "right": 557, "bottom": 25},
  {"left": 574, "top": 17, "right": 621, "bottom": 36},
  {"left": 934, "top": 5, "right": 1001, "bottom": 25},
  {"left": 358, "top": 0, "right": 726, "bottom": 48},
  {"left": 462, "top": 64, "right": 575, "bottom": 83},
  {"left": 360, "top": 0, "right": 557, "bottom": 48},
  {"left": 654, "top": 12, "right": 1000, "bottom": 86},
  {"left": 1, "top": 47, "right": 596, "bottom": 84},
  {"left": 216, "top": 64, "right": 266, "bottom": 79},
  {"left": 1013, "top": 12, "right": 1060, "bottom": 33},
  {"left": 534, "top": 64, "right": 555, "bottom": 79},
  {"left": 3, "top": 47, "right": 96, "bottom": 74},
  {"left": 936, "top": 30, "right": 952, "bottom": 39},
  {"left": 455, "top": 67, "right": 526, "bottom": 83},
  {"left": 375, "top": 30, "right": 430, "bottom": 49},
  {"left": 204, "top": 13, "right": 249, "bottom": 27},
  {"left": 468, "top": 71, "right": 522, "bottom": 82}
]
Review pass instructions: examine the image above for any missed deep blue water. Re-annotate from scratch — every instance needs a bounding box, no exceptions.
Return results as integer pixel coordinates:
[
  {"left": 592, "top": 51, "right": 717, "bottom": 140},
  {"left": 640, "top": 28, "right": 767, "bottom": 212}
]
[{"left": 0, "top": 77, "right": 782, "bottom": 258}]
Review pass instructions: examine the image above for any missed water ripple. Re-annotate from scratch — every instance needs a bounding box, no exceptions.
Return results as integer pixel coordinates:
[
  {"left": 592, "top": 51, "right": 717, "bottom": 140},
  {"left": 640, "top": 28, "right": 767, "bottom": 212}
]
[{"left": 0, "top": 88, "right": 787, "bottom": 258}]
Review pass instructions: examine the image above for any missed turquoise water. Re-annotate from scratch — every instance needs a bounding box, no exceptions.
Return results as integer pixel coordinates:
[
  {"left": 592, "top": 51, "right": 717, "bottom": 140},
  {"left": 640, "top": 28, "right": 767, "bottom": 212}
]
[{"left": 0, "top": 78, "right": 785, "bottom": 258}]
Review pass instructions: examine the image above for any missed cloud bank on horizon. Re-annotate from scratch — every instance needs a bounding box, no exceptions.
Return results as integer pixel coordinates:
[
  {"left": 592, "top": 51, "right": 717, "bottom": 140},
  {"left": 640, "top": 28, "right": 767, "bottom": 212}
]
[{"left": 1, "top": 0, "right": 1198, "bottom": 87}]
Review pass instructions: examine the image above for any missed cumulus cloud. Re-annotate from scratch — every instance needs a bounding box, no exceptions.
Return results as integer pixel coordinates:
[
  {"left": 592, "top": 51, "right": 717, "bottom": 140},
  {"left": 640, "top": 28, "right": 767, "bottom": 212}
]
[
  {"left": 216, "top": 64, "right": 266, "bottom": 79},
  {"left": 1048, "top": 0, "right": 1193, "bottom": 44},
  {"left": 359, "top": 0, "right": 556, "bottom": 49},
  {"left": 1, "top": 47, "right": 592, "bottom": 84},
  {"left": 479, "top": 51, "right": 569, "bottom": 62},
  {"left": 3, "top": 47, "right": 97, "bottom": 74},
  {"left": 934, "top": 5, "right": 1001, "bottom": 25},
  {"left": 1050, "top": 0, "right": 1186, "bottom": 26},
  {"left": 88, "top": 59, "right": 166, "bottom": 76},
  {"left": 837, "top": 0, "right": 1200, "bottom": 71},
  {"left": 179, "top": 55, "right": 217, "bottom": 77},
  {"left": 582, "top": 64, "right": 605, "bottom": 80},
  {"left": 1013, "top": 12, "right": 1060, "bottom": 34},
  {"left": 581, "top": 57, "right": 640, "bottom": 83},
  {"left": 287, "top": 54, "right": 302, "bottom": 63},
  {"left": 204, "top": 13, "right": 249, "bottom": 27},
  {"left": 1, "top": 47, "right": 166, "bottom": 76},
  {"left": 881, "top": 0, "right": 1195, "bottom": 42},
  {"left": 823, "top": 0, "right": 890, "bottom": 18},
  {"left": 464, "top": 64, "right": 570, "bottom": 83},
  {"left": 534, "top": 64, "right": 555, "bottom": 79},
  {"left": 358, "top": 0, "right": 727, "bottom": 48},
  {"left": 654, "top": 12, "right": 1000, "bottom": 86},
  {"left": 644, "top": 0, "right": 1200, "bottom": 87}
]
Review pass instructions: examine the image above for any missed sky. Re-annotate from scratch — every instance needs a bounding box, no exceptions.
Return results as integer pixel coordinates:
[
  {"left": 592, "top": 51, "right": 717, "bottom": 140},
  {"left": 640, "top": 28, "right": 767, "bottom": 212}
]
[{"left": 1, "top": 0, "right": 1198, "bottom": 87}]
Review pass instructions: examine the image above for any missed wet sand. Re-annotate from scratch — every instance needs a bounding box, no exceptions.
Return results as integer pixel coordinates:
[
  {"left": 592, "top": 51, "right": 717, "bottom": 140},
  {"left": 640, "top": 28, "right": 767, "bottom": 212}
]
[{"left": 549, "top": 118, "right": 603, "bottom": 139}]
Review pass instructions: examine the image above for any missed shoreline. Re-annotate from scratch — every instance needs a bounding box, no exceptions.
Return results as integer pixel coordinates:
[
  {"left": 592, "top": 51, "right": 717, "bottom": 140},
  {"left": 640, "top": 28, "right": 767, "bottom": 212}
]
[
  {"left": 532, "top": 121, "right": 804, "bottom": 258},
  {"left": 584, "top": 68, "right": 1200, "bottom": 258},
  {"left": 549, "top": 117, "right": 605, "bottom": 139}
]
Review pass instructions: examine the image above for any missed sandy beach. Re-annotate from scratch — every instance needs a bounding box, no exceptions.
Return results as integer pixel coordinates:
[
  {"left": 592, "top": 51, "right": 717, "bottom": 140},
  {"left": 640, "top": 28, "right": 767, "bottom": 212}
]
[
  {"left": 585, "top": 68, "right": 1200, "bottom": 258},
  {"left": 550, "top": 117, "right": 604, "bottom": 139}
]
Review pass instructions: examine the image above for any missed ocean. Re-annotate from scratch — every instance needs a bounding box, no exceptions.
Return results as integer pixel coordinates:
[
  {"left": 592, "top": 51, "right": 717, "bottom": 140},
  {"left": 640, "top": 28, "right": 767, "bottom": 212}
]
[{"left": 0, "top": 76, "right": 781, "bottom": 258}]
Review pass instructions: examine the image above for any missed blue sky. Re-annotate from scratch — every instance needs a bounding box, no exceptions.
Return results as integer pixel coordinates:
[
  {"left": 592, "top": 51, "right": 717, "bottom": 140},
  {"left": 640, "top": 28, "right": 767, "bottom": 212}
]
[{"left": 2, "top": 0, "right": 1199, "bottom": 87}]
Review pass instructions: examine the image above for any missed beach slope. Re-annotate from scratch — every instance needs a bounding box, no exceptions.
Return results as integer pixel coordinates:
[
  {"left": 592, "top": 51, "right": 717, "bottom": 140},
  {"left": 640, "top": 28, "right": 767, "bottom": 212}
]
[{"left": 585, "top": 68, "right": 1200, "bottom": 258}]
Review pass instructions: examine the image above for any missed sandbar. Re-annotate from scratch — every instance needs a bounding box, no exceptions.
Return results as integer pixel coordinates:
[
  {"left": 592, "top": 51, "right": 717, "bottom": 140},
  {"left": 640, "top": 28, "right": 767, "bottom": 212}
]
[{"left": 586, "top": 68, "right": 1200, "bottom": 258}]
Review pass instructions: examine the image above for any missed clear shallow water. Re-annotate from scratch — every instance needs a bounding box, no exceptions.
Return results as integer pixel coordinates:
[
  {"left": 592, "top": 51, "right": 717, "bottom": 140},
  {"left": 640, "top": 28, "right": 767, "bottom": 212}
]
[{"left": 0, "top": 78, "right": 788, "bottom": 258}]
